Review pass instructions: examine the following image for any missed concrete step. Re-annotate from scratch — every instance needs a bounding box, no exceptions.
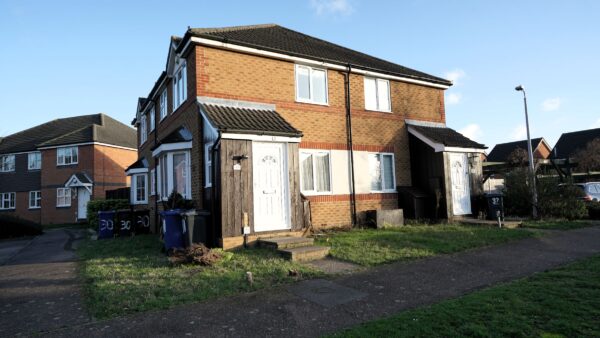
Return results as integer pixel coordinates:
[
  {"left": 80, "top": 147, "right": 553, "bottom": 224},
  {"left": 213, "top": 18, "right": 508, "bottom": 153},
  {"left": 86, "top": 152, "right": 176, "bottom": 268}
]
[
  {"left": 259, "top": 237, "right": 314, "bottom": 250},
  {"left": 278, "top": 246, "right": 330, "bottom": 262}
]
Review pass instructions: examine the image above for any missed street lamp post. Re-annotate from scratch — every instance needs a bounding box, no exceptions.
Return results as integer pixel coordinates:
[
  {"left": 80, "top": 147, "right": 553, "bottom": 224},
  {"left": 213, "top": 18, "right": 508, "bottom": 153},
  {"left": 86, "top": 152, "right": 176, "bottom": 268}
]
[{"left": 515, "top": 85, "right": 538, "bottom": 219}]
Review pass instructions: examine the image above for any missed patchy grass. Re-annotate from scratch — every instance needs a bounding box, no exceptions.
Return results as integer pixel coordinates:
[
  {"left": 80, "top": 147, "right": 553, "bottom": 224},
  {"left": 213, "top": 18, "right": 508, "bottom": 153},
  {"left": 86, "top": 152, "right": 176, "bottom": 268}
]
[
  {"left": 315, "top": 224, "right": 533, "bottom": 266},
  {"left": 332, "top": 255, "right": 600, "bottom": 337},
  {"left": 77, "top": 235, "right": 323, "bottom": 319},
  {"left": 522, "top": 220, "right": 598, "bottom": 230}
]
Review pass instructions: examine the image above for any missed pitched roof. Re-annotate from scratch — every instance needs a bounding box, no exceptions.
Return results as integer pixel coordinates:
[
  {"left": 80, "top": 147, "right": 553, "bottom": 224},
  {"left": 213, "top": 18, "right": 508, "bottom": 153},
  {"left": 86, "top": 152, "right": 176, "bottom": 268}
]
[
  {"left": 487, "top": 138, "right": 545, "bottom": 162},
  {"left": 125, "top": 157, "right": 148, "bottom": 172},
  {"left": 183, "top": 24, "right": 451, "bottom": 86},
  {"left": 551, "top": 127, "right": 600, "bottom": 159},
  {"left": 0, "top": 114, "right": 136, "bottom": 154},
  {"left": 201, "top": 103, "right": 302, "bottom": 137},
  {"left": 409, "top": 125, "right": 487, "bottom": 149}
]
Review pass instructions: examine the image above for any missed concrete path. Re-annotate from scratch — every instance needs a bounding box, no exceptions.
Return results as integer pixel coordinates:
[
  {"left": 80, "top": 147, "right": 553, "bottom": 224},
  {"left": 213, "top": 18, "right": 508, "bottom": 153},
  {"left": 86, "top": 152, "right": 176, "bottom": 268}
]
[
  {"left": 0, "top": 237, "right": 33, "bottom": 266},
  {"left": 40, "top": 226, "right": 600, "bottom": 338},
  {"left": 0, "top": 229, "right": 88, "bottom": 337}
]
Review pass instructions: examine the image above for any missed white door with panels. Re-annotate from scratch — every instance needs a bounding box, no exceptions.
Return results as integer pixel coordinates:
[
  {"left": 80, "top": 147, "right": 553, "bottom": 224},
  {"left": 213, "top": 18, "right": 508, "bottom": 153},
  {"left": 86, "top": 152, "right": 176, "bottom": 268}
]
[
  {"left": 78, "top": 187, "right": 91, "bottom": 219},
  {"left": 252, "top": 142, "right": 290, "bottom": 232},
  {"left": 449, "top": 153, "right": 471, "bottom": 215}
]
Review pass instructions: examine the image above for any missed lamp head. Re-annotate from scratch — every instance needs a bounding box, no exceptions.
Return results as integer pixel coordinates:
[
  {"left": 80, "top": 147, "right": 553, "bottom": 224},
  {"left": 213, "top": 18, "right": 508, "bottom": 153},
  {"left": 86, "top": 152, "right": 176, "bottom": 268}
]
[{"left": 515, "top": 85, "right": 524, "bottom": 91}]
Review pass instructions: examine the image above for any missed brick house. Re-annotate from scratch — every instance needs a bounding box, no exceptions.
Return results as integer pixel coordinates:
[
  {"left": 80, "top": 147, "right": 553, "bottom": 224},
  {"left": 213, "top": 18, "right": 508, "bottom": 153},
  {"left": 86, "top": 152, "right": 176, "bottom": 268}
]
[
  {"left": 487, "top": 138, "right": 552, "bottom": 163},
  {"left": 130, "top": 24, "right": 486, "bottom": 248},
  {"left": 0, "top": 114, "right": 137, "bottom": 225}
]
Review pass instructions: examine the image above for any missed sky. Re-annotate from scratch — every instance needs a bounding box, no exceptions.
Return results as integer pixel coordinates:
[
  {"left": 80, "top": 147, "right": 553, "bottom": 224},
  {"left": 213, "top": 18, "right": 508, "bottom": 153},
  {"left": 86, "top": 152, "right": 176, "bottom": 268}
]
[{"left": 1, "top": 0, "right": 599, "bottom": 150}]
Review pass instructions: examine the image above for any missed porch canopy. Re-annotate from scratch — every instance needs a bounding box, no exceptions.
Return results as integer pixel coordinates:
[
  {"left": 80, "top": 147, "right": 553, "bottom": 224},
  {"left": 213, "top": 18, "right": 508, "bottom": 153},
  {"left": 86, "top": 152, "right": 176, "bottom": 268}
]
[
  {"left": 65, "top": 172, "right": 93, "bottom": 193},
  {"left": 406, "top": 121, "right": 487, "bottom": 153},
  {"left": 125, "top": 157, "right": 149, "bottom": 175}
]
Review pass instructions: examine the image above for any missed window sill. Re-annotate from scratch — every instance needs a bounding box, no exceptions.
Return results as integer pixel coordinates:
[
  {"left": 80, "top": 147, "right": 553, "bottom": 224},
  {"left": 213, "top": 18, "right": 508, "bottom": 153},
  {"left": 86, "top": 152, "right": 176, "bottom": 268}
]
[
  {"left": 365, "top": 108, "right": 392, "bottom": 113},
  {"left": 0, "top": 171, "right": 16, "bottom": 173},
  {"left": 28, "top": 169, "right": 41, "bottom": 171},
  {"left": 300, "top": 191, "right": 333, "bottom": 196},
  {"left": 295, "top": 99, "right": 329, "bottom": 107},
  {"left": 56, "top": 205, "right": 71, "bottom": 209},
  {"left": 370, "top": 190, "right": 397, "bottom": 194},
  {"left": 56, "top": 164, "right": 78, "bottom": 167},
  {"left": 0, "top": 209, "right": 16, "bottom": 211},
  {"left": 132, "top": 201, "right": 148, "bottom": 205},
  {"left": 28, "top": 207, "right": 41, "bottom": 210}
]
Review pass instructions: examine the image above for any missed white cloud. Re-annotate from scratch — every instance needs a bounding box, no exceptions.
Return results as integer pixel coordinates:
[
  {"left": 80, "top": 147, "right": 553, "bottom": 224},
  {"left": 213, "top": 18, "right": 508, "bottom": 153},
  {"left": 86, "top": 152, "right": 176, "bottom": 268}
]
[
  {"left": 310, "top": 0, "right": 354, "bottom": 16},
  {"left": 444, "top": 69, "right": 466, "bottom": 85},
  {"left": 446, "top": 93, "right": 462, "bottom": 105},
  {"left": 541, "top": 97, "right": 561, "bottom": 112},
  {"left": 510, "top": 124, "right": 527, "bottom": 141},
  {"left": 459, "top": 124, "right": 483, "bottom": 141}
]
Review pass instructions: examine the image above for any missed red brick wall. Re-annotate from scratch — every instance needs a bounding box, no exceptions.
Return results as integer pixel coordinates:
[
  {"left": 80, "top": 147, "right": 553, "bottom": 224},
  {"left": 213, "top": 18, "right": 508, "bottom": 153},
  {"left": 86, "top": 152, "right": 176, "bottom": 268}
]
[
  {"left": 0, "top": 192, "right": 42, "bottom": 224},
  {"left": 92, "top": 145, "right": 137, "bottom": 199}
]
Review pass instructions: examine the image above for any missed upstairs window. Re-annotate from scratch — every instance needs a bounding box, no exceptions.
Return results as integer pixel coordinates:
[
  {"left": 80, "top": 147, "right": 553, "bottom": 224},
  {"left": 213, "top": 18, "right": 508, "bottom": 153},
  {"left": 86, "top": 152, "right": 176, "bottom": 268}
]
[
  {"left": 56, "top": 188, "right": 71, "bottom": 207},
  {"left": 57, "top": 147, "right": 78, "bottom": 166},
  {"left": 295, "top": 65, "right": 328, "bottom": 105},
  {"left": 173, "top": 61, "right": 187, "bottom": 110},
  {"left": 300, "top": 150, "right": 331, "bottom": 194},
  {"left": 28, "top": 152, "right": 41, "bottom": 170},
  {"left": 369, "top": 153, "right": 395, "bottom": 192},
  {"left": 140, "top": 114, "right": 147, "bottom": 144},
  {"left": 29, "top": 191, "right": 41, "bottom": 209},
  {"left": 159, "top": 89, "right": 168, "bottom": 120},
  {"left": 364, "top": 77, "right": 391, "bottom": 112},
  {"left": 0, "top": 155, "right": 15, "bottom": 172},
  {"left": 0, "top": 192, "right": 15, "bottom": 210},
  {"left": 149, "top": 106, "right": 155, "bottom": 131}
]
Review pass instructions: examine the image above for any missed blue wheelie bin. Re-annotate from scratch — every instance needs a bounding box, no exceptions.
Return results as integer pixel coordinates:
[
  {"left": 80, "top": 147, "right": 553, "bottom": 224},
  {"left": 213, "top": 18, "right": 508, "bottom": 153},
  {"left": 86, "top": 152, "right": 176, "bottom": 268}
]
[
  {"left": 98, "top": 211, "right": 116, "bottom": 239},
  {"left": 160, "top": 210, "right": 186, "bottom": 251}
]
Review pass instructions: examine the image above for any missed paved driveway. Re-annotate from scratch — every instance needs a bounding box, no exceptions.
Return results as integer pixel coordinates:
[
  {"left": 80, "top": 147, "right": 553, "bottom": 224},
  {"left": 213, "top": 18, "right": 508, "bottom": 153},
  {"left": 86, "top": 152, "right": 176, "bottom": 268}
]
[{"left": 0, "top": 229, "right": 88, "bottom": 337}]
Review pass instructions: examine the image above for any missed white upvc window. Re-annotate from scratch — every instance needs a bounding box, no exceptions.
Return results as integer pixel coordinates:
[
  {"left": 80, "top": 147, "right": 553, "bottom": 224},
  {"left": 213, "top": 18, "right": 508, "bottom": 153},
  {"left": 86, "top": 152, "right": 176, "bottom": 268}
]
[
  {"left": 159, "top": 89, "right": 168, "bottom": 120},
  {"left": 149, "top": 106, "right": 155, "bottom": 131},
  {"left": 369, "top": 153, "right": 396, "bottom": 192},
  {"left": 0, "top": 155, "right": 15, "bottom": 172},
  {"left": 158, "top": 151, "right": 191, "bottom": 200},
  {"left": 29, "top": 191, "right": 41, "bottom": 209},
  {"left": 56, "top": 188, "right": 71, "bottom": 207},
  {"left": 300, "top": 150, "right": 332, "bottom": 195},
  {"left": 150, "top": 169, "right": 156, "bottom": 196},
  {"left": 295, "top": 64, "right": 328, "bottom": 105},
  {"left": 204, "top": 143, "right": 213, "bottom": 188},
  {"left": 57, "top": 147, "right": 78, "bottom": 166},
  {"left": 28, "top": 152, "right": 41, "bottom": 170},
  {"left": 140, "top": 114, "right": 147, "bottom": 144},
  {"left": 131, "top": 174, "right": 148, "bottom": 204},
  {"left": 0, "top": 192, "right": 16, "bottom": 210},
  {"left": 173, "top": 61, "right": 187, "bottom": 110},
  {"left": 364, "top": 77, "right": 391, "bottom": 112}
]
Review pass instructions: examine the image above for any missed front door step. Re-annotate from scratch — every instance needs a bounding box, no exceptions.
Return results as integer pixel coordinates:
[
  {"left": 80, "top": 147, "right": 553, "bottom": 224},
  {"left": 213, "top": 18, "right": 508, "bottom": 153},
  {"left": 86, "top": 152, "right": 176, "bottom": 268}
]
[
  {"left": 279, "top": 246, "right": 330, "bottom": 262},
  {"left": 259, "top": 237, "right": 314, "bottom": 250}
]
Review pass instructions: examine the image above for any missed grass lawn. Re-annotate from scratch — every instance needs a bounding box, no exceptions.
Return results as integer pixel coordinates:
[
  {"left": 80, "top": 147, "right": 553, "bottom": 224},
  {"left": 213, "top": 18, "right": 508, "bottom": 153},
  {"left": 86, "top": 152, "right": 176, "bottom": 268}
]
[
  {"left": 332, "top": 254, "right": 600, "bottom": 337},
  {"left": 77, "top": 235, "right": 324, "bottom": 319},
  {"left": 315, "top": 224, "right": 533, "bottom": 266},
  {"left": 522, "top": 220, "right": 599, "bottom": 230}
]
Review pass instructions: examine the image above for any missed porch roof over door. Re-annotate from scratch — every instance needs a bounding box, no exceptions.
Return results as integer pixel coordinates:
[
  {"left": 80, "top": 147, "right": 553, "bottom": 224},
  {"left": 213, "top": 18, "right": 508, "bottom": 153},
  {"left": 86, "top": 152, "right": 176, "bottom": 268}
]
[{"left": 407, "top": 122, "right": 487, "bottom": 153}]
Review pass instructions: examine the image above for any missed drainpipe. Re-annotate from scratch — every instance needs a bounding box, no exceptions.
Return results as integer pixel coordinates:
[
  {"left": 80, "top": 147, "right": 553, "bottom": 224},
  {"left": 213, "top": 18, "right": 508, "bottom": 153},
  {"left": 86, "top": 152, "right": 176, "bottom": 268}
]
[
  {"left": 153, "top": 110, "right": 159, "bottom": 233},
  {"left": 209, "top": 133, "right": 222, "bottom": 247},
  {"left": 343, "top": 64, "right": 358, "bottom": 226}
]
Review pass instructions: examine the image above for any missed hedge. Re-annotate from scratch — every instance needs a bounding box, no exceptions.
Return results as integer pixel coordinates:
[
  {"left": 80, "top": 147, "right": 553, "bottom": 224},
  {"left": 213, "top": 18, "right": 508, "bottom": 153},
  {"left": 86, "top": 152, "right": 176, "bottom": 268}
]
[
  {"left": 87, "top": 199, "right": 130, "bottom": 228},
  {"left": 0, "top": 214, "right": 43, "bottom": 239}
]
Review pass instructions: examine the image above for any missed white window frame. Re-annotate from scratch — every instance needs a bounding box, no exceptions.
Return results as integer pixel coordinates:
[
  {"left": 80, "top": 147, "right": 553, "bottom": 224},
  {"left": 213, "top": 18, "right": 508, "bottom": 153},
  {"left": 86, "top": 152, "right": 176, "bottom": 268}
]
[
  {"left": 149, "top": 106, "right": 155, "bottom": 131},
  {"left": 364, "top": 77, "right": 391, "bottom": 112},
  {"left": 56, "top": 147, "right": 78, "bottom": 166},
  {"left": 204, "top": 143, "right": 213, "bottom": 188},
  {"left": 299, "top": 149, "right": 333, "bottom": 195},
  {"left": 0, "top": 192, "right": 16, "bottom": 210},
  {"left": 131, "top": 173, "right": 148, "bottom": 204},
  {"left": 295, "top": 64, "right": 329, "bottom": 105},
  {"left": 158, "top": 150, "right": 192, "bottom": 200},
  {"left": 29, "top": 191, "right": 41, "bottom": 209},
  {"left": 159, "top": 89, "right": 168, "bottom": 120},
  {"left": 28, "top": 152, "right": 41, "bottom": 170},
  {"left": 56, "top": 188, "right": 71, "bottom": 207},
  {"left": 150, "top": 169, "right": 156, "bottom": 196},
  {"left": 0, "top": 155, "right": 16, "bottom": 172},
  {"left": 369, "top": 152, "right": 396, "bottom": 193},
  {"left": 173, "top": 60, "right": 187, "bottom": 110},
  {"left": 140, "top": 114, "right": 147, "bottom": 144}
]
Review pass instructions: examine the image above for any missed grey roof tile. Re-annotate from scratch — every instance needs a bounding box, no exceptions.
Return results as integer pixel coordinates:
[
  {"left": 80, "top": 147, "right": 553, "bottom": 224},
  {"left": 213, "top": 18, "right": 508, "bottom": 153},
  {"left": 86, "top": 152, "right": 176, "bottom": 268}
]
[
  {"left": 551, "top": 127, "right": 600, "bottom": 159},
  {"left": 410, "top": 125, "right": 486, "bottom": 149},
  {"left": 487, "top": 138, "right": 544, "bottom": 162}
]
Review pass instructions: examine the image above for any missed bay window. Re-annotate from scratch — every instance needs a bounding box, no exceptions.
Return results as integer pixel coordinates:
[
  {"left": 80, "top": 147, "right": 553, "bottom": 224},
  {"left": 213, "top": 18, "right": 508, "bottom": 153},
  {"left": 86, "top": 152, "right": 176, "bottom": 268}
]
[
  {"left": 295, "top": 65, "right": 328, "bottom": 104},
  {"left": 364, "top": 77, "right": 391, "bottom": 112},
  {"left": 56, "top": 188, "right": 71, "bottom": 207},
  {"left": 0, "top": 155, "right": 15, "bottom": 172},
  {"left": 57, "top": 147, "right": 78, "bottom": 165},
  {"left": 0, "top": 192, "right": 15, "bottom": 210},
  {"left": 369, "top": 153, "right": 396, "bottom": 192},
  {"left": 300, "top": 150, "right": 331, "bottom": 194},
  {"left": 157, "top": 151, "right": 191, "bottom": 200},
  {"left": 131, "top": 174, "right": 148, "bottom": 204}
]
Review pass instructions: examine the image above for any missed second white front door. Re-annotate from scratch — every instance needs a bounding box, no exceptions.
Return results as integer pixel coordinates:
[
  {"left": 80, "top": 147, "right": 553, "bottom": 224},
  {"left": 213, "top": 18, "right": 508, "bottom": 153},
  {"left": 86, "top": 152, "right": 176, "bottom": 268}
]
[
  {"left": 450, "top": 153, "right": 471, "bottom": 216},
  {"left": 253, "top": 142, "right": 290, "bottom": 232},
  {"left": 78, "top": 187, "right": 91, "bottom": 219}
]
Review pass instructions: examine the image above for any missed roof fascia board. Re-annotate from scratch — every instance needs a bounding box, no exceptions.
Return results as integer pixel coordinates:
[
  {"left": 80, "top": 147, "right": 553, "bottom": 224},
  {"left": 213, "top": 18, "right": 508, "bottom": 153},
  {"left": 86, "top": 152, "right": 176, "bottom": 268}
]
[
  {"left": 126, "top": 168, "right": 149, "bottom": 175},
  {"left": 197, "top": 96, "right": 276, "bottom": 111},
  {"left": 405, "top": 119, "right": 446, "bottom": 128},
  {"left": 221, "top": 133, "right": 301, "bottom": 143},
  {"left": 185, "top": 37, "right": 451, "bottom": 90},
  {"left": 151, "top": 141, "right": 193, "bottom": 157}
]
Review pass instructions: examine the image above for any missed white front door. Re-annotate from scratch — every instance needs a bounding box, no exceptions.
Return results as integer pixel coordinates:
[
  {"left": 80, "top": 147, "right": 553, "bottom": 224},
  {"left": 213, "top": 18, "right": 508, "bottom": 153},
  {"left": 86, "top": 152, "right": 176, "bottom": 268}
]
[
  {"left": 78, "top": 188, "right": 91, "bottom": 219},
  {"left": 253, "top": 142, "right": 290, "bottom": 232},
  {"left": 449, "top": 153, "right": 471, "bottom": 215}
]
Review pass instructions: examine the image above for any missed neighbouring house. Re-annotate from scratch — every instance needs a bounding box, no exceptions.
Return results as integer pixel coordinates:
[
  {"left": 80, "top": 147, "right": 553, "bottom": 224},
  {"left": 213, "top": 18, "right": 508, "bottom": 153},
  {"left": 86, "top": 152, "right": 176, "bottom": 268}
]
[
  {"left": 486, "top": 138, "right": 552, "bottom": 163},
  {"left": 0, "top": 114, "right": 137, "bottom": 225},
  {"left": 551, "top": 127, "right": 600, "bottom": 160},
  {"left": 130, "top": 24, "right": 486, "bottom": 249}
]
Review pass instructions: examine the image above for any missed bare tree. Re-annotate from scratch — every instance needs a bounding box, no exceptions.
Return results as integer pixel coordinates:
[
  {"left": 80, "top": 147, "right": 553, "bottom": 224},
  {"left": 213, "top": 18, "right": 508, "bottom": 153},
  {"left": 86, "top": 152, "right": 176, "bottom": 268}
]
[
  {"left": 507, "top": 147, "right": 529, "bottom": 167},
  {"left": 574, "top": 138, "right": 600, "bottom": 172}
]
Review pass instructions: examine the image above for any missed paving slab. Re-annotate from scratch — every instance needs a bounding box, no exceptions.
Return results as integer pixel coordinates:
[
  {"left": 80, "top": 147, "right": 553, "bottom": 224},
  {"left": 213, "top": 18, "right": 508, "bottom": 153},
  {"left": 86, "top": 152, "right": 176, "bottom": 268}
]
[{"left": 43, "top": 226, "right": 600, "bottom": 338}]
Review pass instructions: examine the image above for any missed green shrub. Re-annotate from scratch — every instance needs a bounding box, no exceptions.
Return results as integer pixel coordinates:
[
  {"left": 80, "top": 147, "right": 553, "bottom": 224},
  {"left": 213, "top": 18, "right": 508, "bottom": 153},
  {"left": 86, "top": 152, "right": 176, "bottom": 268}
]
[
  {"left": 0, "top": 214, "right": 43, "bottom": 239},
  {"left": 87, "top": 199, "right": 130, "bottom": 228},
  {"left": 588, "top": 201, "right": 600, "bottom": 220},
  {"left": 503, "top": 168, "right": 532, "bottom": 217}
]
